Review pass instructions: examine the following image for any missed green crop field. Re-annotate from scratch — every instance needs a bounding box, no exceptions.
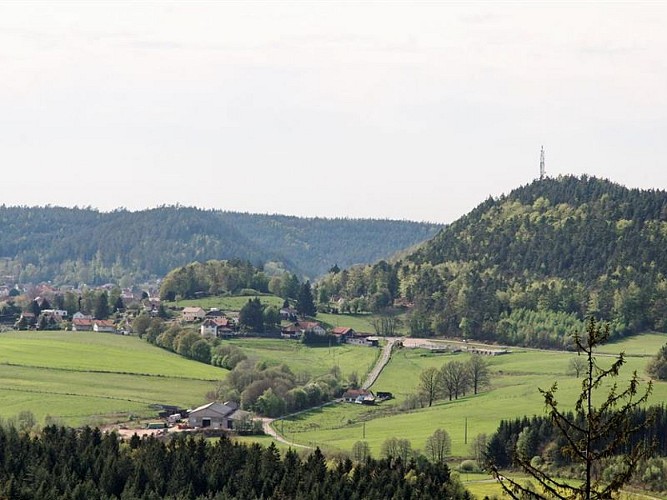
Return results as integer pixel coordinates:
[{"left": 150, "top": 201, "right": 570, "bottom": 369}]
[
  {"left": 275, "top": 335, "right": 666, "bottom": 459},
  {"left": 0, "top": 331, "right": 227, "bottom": 425},
  {"left": 223, "top": 338, "right": 380, "bottom": 380}
]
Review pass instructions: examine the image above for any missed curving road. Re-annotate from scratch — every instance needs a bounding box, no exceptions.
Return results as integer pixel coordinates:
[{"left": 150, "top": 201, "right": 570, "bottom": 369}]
[{"left": 265, "top": 338, "right": 399, "bottom": 447}]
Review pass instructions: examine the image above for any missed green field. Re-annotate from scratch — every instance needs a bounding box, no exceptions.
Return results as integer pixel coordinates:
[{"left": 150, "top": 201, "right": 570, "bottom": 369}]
[
  {"left": 167, "top": 295, "right": 284, "bottom": 312},
  {"left": 317, "top": 311, "right": 410, "bottom": 335},
  {"left": 276, "top": 335, "right": 666, "bottom": 458},
  {"left": 223, "top": 338, "right": 380, "bottom": 380},
  {"left": 598, "top": 332, "right": 667, "bottom": 357},
  {"left": 0, "top": 332, "right": 380, "bottom": 427},
  {"left": 0, "top": 331, "right": 227, "bottom": 425}
]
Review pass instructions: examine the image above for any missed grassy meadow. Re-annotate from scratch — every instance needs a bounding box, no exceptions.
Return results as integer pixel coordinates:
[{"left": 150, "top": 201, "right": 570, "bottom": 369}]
[
  {"left": 0, "top": 331, "right": 227, "bottom": 425},
  {"left": 0, "top": 331, "right": 379, "bottom": 426},
  {"left": 224, "top": 338, "right": 379, "bottom": 380},
  {"left": 276, "top": 335, "right": 667, "bottom": 459}
]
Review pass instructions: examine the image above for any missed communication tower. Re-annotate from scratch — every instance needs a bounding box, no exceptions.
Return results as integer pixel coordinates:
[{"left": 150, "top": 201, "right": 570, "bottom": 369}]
[{"left": 539, "top": 146, "right": 546, "bottom": 180}]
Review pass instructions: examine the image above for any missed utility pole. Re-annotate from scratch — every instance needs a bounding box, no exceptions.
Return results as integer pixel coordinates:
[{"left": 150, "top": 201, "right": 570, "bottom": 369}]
[
  {"left": 539, "top": 145, "right": 546, "bottom": 180},
  {"left": 464, "top": 417, "right": 468, "bottom": 444}
]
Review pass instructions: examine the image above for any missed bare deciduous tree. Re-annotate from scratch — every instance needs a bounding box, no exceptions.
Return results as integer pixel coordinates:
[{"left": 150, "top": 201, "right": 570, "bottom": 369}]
[
  {"left": 425, "top": 428, "right": 451, "bottom": 464},
  {"left": 418, "top": 367, "right": 441, "bottom": 407}
]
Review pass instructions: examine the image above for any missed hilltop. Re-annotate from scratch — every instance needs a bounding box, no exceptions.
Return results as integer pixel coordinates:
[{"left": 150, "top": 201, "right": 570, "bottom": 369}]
[
  {"left": 316, "top": 175, "right": 667, "bottom": 346},
  {"left": 0, "top": 206, "right": 440, "bottom": 285}
]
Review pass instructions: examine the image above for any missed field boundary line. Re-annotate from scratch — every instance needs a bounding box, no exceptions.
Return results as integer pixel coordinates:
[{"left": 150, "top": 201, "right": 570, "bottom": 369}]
[{"left": 0, "top": 361, "right": 220, "bottom": 381}]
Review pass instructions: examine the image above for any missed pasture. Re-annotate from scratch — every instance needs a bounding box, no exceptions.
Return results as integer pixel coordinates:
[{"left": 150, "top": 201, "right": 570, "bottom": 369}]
[
  {"left": 0, "top": 331, "right": 227, "bottom": 425},
  {"left": 223, "top": 338, "right": 380, "bottom": 380},
  {"left": 276, "top": 335, "right": 666, "bottom": 458}
]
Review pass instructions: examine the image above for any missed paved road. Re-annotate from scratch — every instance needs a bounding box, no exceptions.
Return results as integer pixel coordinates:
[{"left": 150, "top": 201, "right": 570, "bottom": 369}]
[
  {"left": 362, "top": 338, "right": 399, "bottom": 390},
  {"left": 265, "top": 338, "right": 399, "bottom": 447}
]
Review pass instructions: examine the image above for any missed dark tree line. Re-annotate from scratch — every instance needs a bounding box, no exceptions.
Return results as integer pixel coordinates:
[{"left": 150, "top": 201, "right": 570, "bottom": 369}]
[{"left": 0, "top": 425, "right": 469, "bottom": 499}]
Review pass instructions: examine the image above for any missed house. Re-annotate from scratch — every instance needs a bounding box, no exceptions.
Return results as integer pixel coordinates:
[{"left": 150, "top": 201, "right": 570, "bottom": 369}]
[
  {"left": 342, "top": 389, "right": 376, "bottom": 405},
  {"left": 188, "top": 401, "right": 248, "bottom": 430},
  {"left": 72, "top": 318, "right": 94, "bottom": 331},
  {"left": 281, "top": 321, "right": 326, "bottom": 339},
  {"left": 41, "top": 309, "right": 68, "bottom": 319},
  {"left": 205, "top": 309, "right": 226, "bottom": 319},
  {"left": 72, "top": 312, "right": 93, "bottom": 321},
  {"left": 182, "top": 307, "right": 206, "bottom": 322},
  {"left": 93, "top": 320, "right": 116, "bottom": 333},
  {"left": 279, "top": 307, "right": 298, "bottom": 321},
  {"left": 201, "top": 317, "right": 235, "bottom": 337},
  {"left": 330, "top": 326, "right": 355, "bottom": 343}
]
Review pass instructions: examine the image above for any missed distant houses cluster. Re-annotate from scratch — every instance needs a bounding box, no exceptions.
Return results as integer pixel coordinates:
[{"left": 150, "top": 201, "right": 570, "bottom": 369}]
[{"left": 178, "top": 305, "right": 380, "bottom": 346}]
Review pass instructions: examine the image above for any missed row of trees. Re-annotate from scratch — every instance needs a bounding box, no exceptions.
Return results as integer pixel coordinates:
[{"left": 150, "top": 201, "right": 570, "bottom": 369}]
[
  {"left": 417, "top": 356, "right": 490, "bottom": 407},
  {"left": 0, "top": 424, "right": 467, "bottom": 499},
  {"left": 210, "top": 358, "right": 349, "bottom": 417},
  {"left": 159, "top": 260, "right": 272, "bottom": 301},
  {"left": 352, "top": 429, "right": 453, "bottom": 466}
]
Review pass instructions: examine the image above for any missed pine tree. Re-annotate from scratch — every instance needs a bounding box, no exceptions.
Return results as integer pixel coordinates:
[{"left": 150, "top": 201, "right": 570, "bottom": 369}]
[
  {"left": 489, "top": 317, "right": 653, "bottom": 499},
  {"left": 296, "top": 281, "right": 317, "bottom": 317}
]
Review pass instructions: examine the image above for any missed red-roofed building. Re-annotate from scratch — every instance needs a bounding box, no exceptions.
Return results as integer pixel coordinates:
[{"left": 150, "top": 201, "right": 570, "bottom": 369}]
[
  {"left": 72, "top": 318, "right": 94, "bottom": 331},
  {"left": 341, "top": 389, "right": 376, "bottom": 405},
  {"left": 201, "top": 317, "right": 235, "bottom": 337},
  {"left": 281, "top": 321, "right": 326, "bottom": 339},
  {"left": 331, "top": 327, "right": 355, "bottom": 343},
  {"left": 93, "top": 320, "right": 116, "bottom": 333}
]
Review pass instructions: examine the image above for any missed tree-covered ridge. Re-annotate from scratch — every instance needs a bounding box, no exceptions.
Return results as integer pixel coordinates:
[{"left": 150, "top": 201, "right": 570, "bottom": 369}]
[
  {"left": 316, "top": 176, "right": 667, "bottom": 345},
  {"left": 410, "top": 175, "right": 667, "bottom": 282},
  {"left": 0, "top": 425, "right": 469, "bottom": 499},
  {"left": 0, "top": 206, "right": 440, "bottom": 285}
]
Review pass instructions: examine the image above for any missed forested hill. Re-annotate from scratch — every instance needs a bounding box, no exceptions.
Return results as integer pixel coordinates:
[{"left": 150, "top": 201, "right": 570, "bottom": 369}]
[
  {"left": 409, "top": 175, "right": 667, "bottom": 282},
  {"left": 316, "top": 176, "right": 667, "bottom": 347},
  {"left": 0, "top": 206, "right": 440, "bottom": 285}
]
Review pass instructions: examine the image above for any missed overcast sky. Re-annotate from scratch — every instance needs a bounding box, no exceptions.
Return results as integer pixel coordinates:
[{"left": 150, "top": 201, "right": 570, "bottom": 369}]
[{"left": 1, "top": 2, "right": 666, "bottom": 223}]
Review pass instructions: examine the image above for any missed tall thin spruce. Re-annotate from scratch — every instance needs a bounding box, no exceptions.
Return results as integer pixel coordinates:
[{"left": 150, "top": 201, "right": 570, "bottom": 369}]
[{"left": 489, "top": 317, "right": 653, "bottom": 499}]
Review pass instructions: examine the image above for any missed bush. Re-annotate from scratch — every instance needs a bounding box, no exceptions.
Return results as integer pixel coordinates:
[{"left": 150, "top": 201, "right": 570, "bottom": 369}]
[{"left": 459, "top": 460, "right": 478, "bottom": 473}]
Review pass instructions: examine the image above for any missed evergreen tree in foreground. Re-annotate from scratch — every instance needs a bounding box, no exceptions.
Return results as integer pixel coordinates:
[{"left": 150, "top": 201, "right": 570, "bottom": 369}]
[{"left": 489, "top": 317, "right": 653, "bottom": 499}]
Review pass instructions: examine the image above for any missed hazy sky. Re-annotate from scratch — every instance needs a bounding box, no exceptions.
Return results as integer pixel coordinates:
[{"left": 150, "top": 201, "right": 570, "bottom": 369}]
[{"left": 2, "top": 2, "right": 666, "bottom": 223}]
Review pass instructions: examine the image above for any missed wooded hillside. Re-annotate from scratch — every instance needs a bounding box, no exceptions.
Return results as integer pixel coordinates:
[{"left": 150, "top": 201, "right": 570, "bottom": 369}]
[
  {"left": 0, "top": 206, "right": 440, "bottom": 285},
  {"left": 316, "top": 176, "right": 667, "bottom": 346}
]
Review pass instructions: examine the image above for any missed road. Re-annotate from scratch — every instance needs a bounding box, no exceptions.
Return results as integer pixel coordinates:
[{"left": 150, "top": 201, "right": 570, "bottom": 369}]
[
  {"left": 264, "top": 337, "right": 399, "bottom": 447},
  {"left": 362, "top": 337, "right": 399, "bottom": 390}
]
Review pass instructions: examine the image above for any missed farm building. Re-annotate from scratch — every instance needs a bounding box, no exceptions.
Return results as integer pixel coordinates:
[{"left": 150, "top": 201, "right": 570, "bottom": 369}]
[
  {"left": 347, "top": 335, "right": 379, "bottom": 347},
  {"left": 188, "top": 401, "right": 249, "bottom": 430},
  {"left": 330, "top": 326, "right": 355, "bottom": 343},
  {"left": 93, "top": 320, "right": 116, "bottom": 333},
  {"left": 72, "top": 318, "right": 93, "bottom": 331},
  {"left": 342, "top": 389, "right": 376, "bottom": 405},
  {"left": 182, "top": 307, "right": 206, "bottom": 322}
]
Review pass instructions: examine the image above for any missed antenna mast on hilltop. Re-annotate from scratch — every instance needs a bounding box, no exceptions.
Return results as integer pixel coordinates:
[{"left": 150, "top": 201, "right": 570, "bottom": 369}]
[{"left": 539, "top": 145, "right": 546, "bottom": 180}]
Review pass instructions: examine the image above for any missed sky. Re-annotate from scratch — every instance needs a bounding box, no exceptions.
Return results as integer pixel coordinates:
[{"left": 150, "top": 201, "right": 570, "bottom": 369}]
[{"left": 1, "top": 2, "right": 666, "bottom": 223}]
